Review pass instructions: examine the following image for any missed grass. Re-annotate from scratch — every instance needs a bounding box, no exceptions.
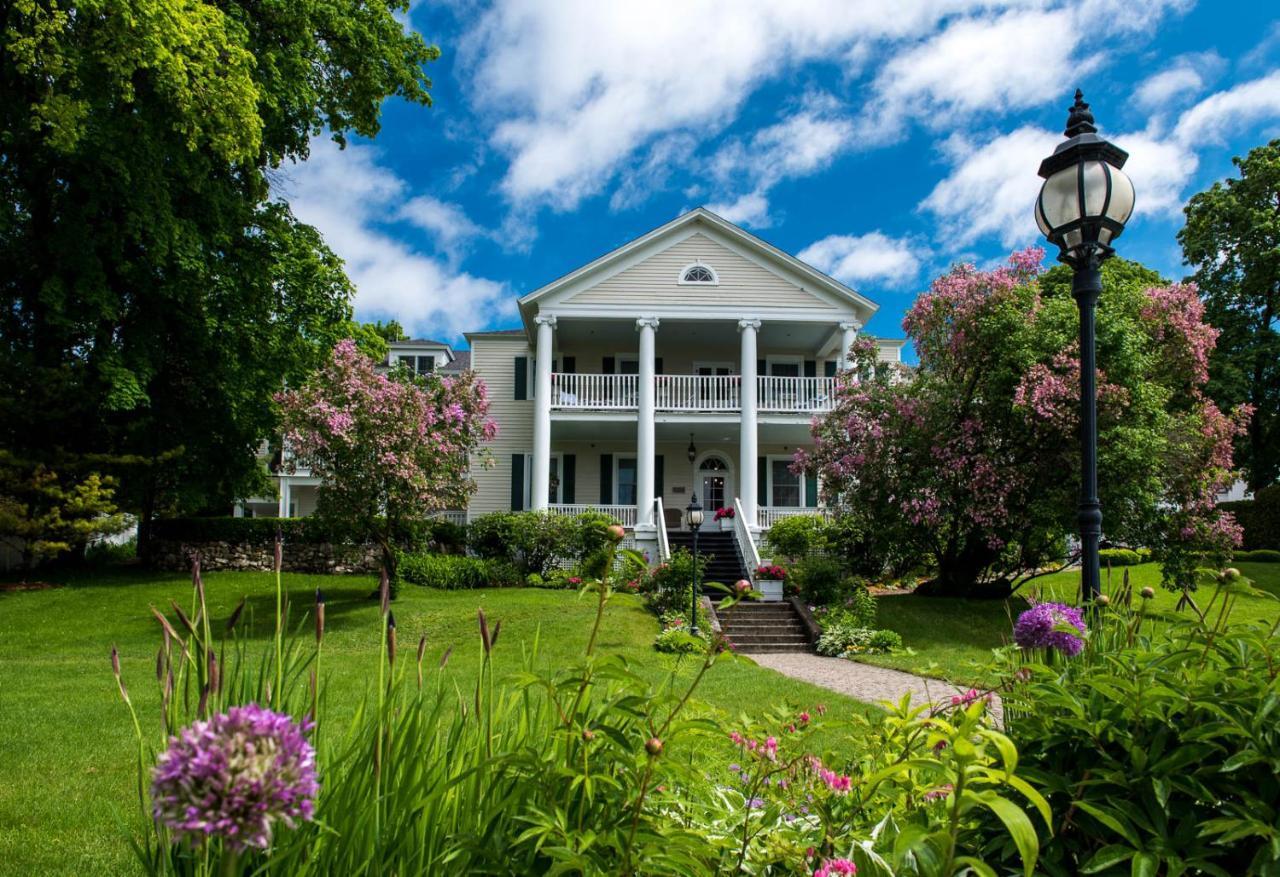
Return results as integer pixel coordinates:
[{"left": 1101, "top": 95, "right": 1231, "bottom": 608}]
[
  {"left": 0, "top": 567, "right": 876, "bottom": 876},
  {"left": 859, "top": 561, "right": 1280, "bottom": 686}
]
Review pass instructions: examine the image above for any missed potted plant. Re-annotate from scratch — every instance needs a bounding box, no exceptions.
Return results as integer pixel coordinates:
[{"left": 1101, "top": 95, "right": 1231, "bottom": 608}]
[
  {"left": 712, "top": 506, "right": 735, "bottom": 531},
  {"left": 753, "top": 564, "right": 787, "bottom": 602}
]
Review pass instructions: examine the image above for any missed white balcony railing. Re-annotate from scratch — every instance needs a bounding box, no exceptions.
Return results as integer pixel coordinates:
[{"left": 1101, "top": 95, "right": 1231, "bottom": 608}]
[
  {"left": 757, "top": 376, "right": 835, "bottom": 412},
  {"left": 547, "top": 503, "right": 638, "bottom": 527},
  {"left": 551, "top": 373, "right": 638, "bottom": 410},
  {"left": 655, "top": 374, "right": 740, "bottom": 411},
  {"left": 429, "top": 510, "right": 468, "bottom": 526},
  {"left": 757, "top": 506, "right": 834, "bottom": 528}
]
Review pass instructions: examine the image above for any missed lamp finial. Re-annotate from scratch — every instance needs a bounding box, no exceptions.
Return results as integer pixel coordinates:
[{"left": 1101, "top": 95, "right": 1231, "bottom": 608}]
[{"left": 1064, "top": 89, "right": 1097, "bottom": 137}]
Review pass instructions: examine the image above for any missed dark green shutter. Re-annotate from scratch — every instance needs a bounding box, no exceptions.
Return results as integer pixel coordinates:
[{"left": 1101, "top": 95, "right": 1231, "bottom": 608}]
[
  {"left": 758, "top": 457, "right": 768, "bottom": 506},
  {"left": 757, "top": 358, "right": 766, "bottom": 376},
  {"left": 602, "top": 356, "right": 615, "bottom": 374},
  {"left": 514, "top": 357, "right": 528, "bottom": 400},
  {"left": 805, "top": 473, "right": 819, "bottom": 508},
  {"left": 824, "top": 360, "right": 837, "bottom": 377},
  {"left": 804, "top": 360, "right": 816, "bottom": 378},
  {"left": 562, "top": 454, "right": 576, "bottom": 504},
  {"left": 654, "top": 357, "right": 664, "bottom": 375},
  {"left": 654, "top": 455, "right": 664, "bottom": 499},
  {"left": 562, "top": 356, "right": 576, "bottom": 374},
  {"left": 599, "top": 454, "right": 613, "bottom": 504},
  {"left": 510, "top": 454, "right": 525, "bottom": 511}
]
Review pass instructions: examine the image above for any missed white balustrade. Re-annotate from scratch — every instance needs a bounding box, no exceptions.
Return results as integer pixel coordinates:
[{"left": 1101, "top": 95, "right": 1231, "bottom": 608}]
[
  {"left": 547, "top": 503, "right": 638, "bottom": 526},
  {"left": 550, "top": 373, "right": 639, "bottom": 410},
  {"left": 757, "top": 506, "right": 834, "bottom": 528},
  {"left": 429, "top": 510, "right": 468, "bottom": 526},
  {"left": 655, "top": 374, "right": 740, "bottom": 411},
  {"left": 732, "top": 496, "right": 761, "bottom": 577},
  {"left": 757, "top": 376, "right": 836, "bottom": 412}
]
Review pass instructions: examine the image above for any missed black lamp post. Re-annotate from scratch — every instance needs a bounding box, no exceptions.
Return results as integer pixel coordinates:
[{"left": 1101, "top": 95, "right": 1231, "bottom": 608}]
[
  {"left": 687, "top": 494, "right": 704, "bottom": 635},
  {"left": 1035, "top": 90, "right": 1136, "bottom": 604}
]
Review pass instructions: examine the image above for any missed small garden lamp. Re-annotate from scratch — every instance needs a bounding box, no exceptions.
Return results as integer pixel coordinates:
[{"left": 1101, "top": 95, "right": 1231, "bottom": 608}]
[
  {"left": 1035, "top": 89, "right": 1135, "bottom": 604},
  {"left": 687, "top": 494, "right": 704, "bottom": 635}
]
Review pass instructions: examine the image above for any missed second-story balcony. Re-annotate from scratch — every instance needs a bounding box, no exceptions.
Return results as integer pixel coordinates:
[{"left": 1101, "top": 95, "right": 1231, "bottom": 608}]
[{"left": 550, "top": 373, "right": 836, "bottom": 414}]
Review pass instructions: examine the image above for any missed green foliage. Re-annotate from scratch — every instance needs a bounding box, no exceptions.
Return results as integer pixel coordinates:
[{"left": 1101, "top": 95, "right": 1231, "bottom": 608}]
[
  {"left": 84, "top": 536, "right": 138, "bottom": 567},
  {"left": 1221, "top": 483, "right": 1280, "bottom": 550},
  {"left": 0, "top": 454, "right": 129, "bottom": 568},
  {"left": 816, "top": 625, "right": 903, "bottom": 657},
  {"left": 1236, "top": 549, "right": 1280, "bottom": 562},
  {"left": 647, "top": 548, "right": 709, "bottom": 617},
  {"left": 1, "top": 0, "right": 439, "bottom": 533},
  {"left": 395, "top": 553, "right": 521, "bottom": 590},
  {"left": 1098, "top": 547, "right": 1143, "bottom": 566},
  {"left": 764, "top": 514, "right": 828, "bottom": 559},
  {"left": 1180, "top": 140, "right": 1280, "bottom": 490},
  {"left": 466, "top": 511, "right": 608, "bottom": 577},
  {"left": 813, "top": 586, "right": 878, "bottom": 630},
  {"left": 789, "top": 554, "right": 849, "bottom": 606},
  {"left": 991, "top": 580, "right": 1280, "bottom": 876},
  {"left": 652, "top": 625, "right": 705, "bottom": 654}
]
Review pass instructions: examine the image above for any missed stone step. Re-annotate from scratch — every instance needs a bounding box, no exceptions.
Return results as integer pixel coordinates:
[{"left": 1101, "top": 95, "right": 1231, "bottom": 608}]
[
  {"left": 721, "top": 624, "right": 809, "bottom": 634},
  {"left": 731, "top": 643, "right": 814, "bottom": 654}
]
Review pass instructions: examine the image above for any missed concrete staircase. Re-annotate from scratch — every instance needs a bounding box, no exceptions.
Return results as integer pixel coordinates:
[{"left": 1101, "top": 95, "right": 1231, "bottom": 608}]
[
  {"left": 716, "top": 602, "right": 815, "bottom": 654},
  {"left": 665, "top": 529, "right": 747, "bottom": 586}
]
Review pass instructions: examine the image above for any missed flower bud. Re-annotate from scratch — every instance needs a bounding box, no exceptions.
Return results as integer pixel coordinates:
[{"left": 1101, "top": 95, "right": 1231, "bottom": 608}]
[
  {"left": 582, "top": 728, "right": 595, "bottom": 742},
  {"left": 734, "top": 579, "right": 751, "bottom": 594},
  {"left": 645, "top": 737, "right": 663, "bottom": 757},
  {"left": 1095, "top": 594, "right": 1110, "bottom": 607},
  {"left": 1223, "top": 567, "right": 1241, "bottom": 581},
  {"left": 1140, "top": 586, "right": 1155, "bottom": 599},
  {"left": 606, "top": 524, "right": 626, "bottom": 543}
]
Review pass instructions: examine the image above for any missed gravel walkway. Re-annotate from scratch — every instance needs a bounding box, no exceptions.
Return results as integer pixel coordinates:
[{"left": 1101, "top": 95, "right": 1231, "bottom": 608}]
[{"left": 751, "top": 652, "right": 1003, "bottom": 724}]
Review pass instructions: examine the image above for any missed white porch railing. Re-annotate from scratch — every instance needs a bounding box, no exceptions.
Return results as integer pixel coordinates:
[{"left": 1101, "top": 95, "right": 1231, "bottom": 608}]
[
  {"left": 757, "top": 506, "right": 834, "bottom": 528},
  {"left": 551, "top": 373, "right": 638, "bottom": 410},
  {"left": 547, "top": 503, "right": 638, "bottom": 527},
  {"left": 655, "top": 497, "right": 670, "bottom": 563},
  {"left": 429, "top": 510, "right": 468, "bottom": 526},
  {"left": 757, "top": 376, "right": 836, "bottom": 412},
  {"left": 655, "top": 374, "right": 740, "bottom": 411},
  {"left": 732, "top": 496, "right": 760, "bottom": 580}
]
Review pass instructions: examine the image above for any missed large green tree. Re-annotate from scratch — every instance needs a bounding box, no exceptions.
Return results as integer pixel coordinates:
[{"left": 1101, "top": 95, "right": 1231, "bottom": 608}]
[
  {"left": 1180, "top": 140, "right": 1280, "bottom": 491},
  {"left": 1, "top": 0, "right": 438, "bottom": 551}
]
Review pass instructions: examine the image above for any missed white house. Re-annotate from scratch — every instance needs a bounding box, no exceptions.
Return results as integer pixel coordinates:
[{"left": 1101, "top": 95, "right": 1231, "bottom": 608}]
[{"left": 258, "top": 208, "right": 904, "bottom": 567}]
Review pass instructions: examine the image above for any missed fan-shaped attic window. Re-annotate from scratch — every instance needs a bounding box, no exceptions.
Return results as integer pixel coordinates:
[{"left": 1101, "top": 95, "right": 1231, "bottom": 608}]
[{"left": 678, "top": 263, "right": 718, "bottom": 285}]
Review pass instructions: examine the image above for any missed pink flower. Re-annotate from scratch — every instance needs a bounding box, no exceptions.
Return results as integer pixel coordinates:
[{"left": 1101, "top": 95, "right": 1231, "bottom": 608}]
[{"left": 814, "top": 858, "right": 857, "bottom": 876}]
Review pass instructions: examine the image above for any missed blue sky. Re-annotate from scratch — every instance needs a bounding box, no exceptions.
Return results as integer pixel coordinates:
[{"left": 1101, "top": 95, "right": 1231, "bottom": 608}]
[{"left": 277, "top": 0, "right": 1280, "bottom": 358}]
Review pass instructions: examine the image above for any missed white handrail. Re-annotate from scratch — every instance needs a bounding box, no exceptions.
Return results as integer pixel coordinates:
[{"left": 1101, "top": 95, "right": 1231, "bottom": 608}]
[
  {"left": 757, "top": 376, "right": 836, "bottom": 412},
  {"left": 732, "top": 496, "right": 760, "bottom": 579},
  {"left": 757, "top": 506, "right": 834, "bottom": 528},
  {"left": 546, "top": 503, "right": 638, "bottom": 526},
  {"left": 550, "top": 373, "right": 639, "bottom": 409},
  {"left": 655, "top": 374, "right": 740, "bottom": 411},
  {"left": 654, "top": 497, "right": 670, "bottom": 564}
]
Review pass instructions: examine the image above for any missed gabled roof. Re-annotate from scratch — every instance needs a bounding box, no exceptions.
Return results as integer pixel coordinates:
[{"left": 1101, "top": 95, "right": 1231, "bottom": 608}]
[{"left": 517, "top": 208, "right": 878, "bottom": 332}]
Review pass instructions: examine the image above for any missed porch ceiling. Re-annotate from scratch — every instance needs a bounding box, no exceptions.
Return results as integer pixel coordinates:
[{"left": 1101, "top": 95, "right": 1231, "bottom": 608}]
[
  {"left": 549, "top": 417, "right": 815, "bottom": 446},
  {"left": 552, "top": 316, "right": 837, "bottom": 353}
]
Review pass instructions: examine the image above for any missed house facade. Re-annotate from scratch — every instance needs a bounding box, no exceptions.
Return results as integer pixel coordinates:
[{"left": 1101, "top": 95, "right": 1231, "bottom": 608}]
[
  {"left": 463, "top": 208, "right": 902, "bottom": 565},
  {"left": 253, "top": 208, "right": 903, "bottom": 567}
]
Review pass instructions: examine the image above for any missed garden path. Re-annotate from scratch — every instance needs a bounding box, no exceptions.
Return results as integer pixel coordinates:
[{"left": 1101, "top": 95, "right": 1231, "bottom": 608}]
[{"left": 751, "top": 653, "right": 1004, "bottom": 724}]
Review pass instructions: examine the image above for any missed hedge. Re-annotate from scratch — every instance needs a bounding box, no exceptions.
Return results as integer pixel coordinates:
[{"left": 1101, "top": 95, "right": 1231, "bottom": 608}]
[
  {"left": 1220, "top": 484, "right": 1280, "bottom": 550},
  {"left": 396, "top": 553, "right": 522, "bottom": 589},
  {"left": 1099, "top": 547, "right": 1145, "bottom": 566},
  {"left": 149, "top": 516, "right": 462, "bottom": 550},
  {"left": 1236, "top": 549, "right": 1280, "bottom": 563}
]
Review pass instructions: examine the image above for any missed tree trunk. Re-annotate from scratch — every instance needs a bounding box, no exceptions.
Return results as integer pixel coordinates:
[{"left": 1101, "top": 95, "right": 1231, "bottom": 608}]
[{"left": 915, "top": 539, "right": 1011, "bottom": 598}]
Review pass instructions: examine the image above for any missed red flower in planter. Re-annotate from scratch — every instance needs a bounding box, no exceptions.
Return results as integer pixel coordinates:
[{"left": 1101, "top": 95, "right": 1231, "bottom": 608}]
[
  {"left": 713, "top": 507, "right": 735, "bottom": 521},
  {"left": 754, "top": 564, "right": 787, "bottom": 581}
]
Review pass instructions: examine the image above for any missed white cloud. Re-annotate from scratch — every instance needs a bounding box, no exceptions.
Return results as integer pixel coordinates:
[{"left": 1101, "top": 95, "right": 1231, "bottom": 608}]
[
  {"left": 1173, "top": 69, "right": 1280, "bottom": 145},
  {"left": 706, "top": 191, "right": 772, "bottom": 228},
  {"left": 398, "top": 195, "right": 483, "bottom": 263},
  {"left": 1134, "top": 53, "right": 1223, "bottom": 112},
  {"left": 798, "top": 232, "right": 923, "bottom": 287},
  {"left": 919, "top": 125, "right": 1060, "bottom": 249},
  {"left": 458, "top": 0, "right": 1189, "bottom": 213},
  {"left": 278, "top": 139, "right": 514, "bottom": 338}
]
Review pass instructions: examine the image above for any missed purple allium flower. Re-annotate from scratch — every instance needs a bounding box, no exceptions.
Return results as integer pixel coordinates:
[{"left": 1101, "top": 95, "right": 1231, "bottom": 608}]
[
  {"left": 1013, "top": 602, "right": 1086, "bottom": 656},
  {"left": 151, "top": 704, "right": 317, "bottom": 851}
]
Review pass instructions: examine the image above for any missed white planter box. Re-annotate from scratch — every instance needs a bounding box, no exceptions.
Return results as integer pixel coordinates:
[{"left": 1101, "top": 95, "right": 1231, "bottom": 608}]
[
  {"left": 716, "top": 517, "right": 735, "bottom": 531},
  {"left": 756, "top": 579, "right": 784, "bottom": 602}
]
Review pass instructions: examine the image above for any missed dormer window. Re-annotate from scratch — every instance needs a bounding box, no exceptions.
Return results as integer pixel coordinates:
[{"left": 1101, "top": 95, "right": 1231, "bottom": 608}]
[{"left": 678, "top": 263, "right": 718, "bottom": 285}]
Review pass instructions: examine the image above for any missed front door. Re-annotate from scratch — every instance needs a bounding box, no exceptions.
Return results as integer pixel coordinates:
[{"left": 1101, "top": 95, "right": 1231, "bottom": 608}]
[{"left": 701, "top": 474, "right": 726, "bottom": 512}]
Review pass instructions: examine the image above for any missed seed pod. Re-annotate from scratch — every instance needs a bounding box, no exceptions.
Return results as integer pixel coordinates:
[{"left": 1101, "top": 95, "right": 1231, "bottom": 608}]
[
  {"left": 490, "top": 620, "right": 502, "bottom": 648},
  {"left": 379, "top": 568, "right": 391, "bottom": 615},
  {"left": 439, "top": 645, "right": 453, "bottom": 668},
  {"left": 150, "top": 606, "right": 180, "bottom": 641},
  {"left": 478, "top": 609, "right": 491, "bottom": 654},
  {"left": 225, "top": 596, "right": 246, "bottom": 634},
  {"left": 170, "top": 600, "right": 197, "bottom": 637},
  {"left": 386, "top": 611, "right": 397, "bottom": 666},
  {"left": 208, "top": 652, "right": 219, "bottom": 695},
  {"left": 315, "top": 588, "right": 326, "bottom": 643}
]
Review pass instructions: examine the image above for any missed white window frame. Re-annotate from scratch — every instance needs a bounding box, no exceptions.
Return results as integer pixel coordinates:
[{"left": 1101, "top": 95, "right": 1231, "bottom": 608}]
[
  {"left": 613, "top": 455, "right": 639, "bottom": 506},
  {"left": 524, "top": 452, "right": 564, "bottom": 507},
  {"left": 765, "top": 355, "right": 804, "bottom": 376},
  {"left": 677, "top": 262, "right": 719, "bottom": 286},
  {"left": 765, "top": 454, "right": 806, "bottom": 508}
]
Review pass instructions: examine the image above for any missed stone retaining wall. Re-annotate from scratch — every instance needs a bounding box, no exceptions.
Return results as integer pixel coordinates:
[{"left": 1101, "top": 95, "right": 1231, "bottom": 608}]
[{"left": 149, "top": 540, "right": 382, "bottom": 574}]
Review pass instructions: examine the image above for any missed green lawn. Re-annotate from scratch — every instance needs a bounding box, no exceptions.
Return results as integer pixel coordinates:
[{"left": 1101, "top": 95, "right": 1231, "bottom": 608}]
[
  {"left": 0, "top": 568, "right": 876, "bottom": 876},
  {"left": 860, "top": 561, "right": 1280, "bottom": 686}
]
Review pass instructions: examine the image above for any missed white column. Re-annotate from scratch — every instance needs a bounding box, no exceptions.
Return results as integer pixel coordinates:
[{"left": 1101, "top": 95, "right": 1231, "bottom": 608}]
[
  {"left": 738, "top": 318, "right": 761, "bottom": 528},
  {"left": 635, "top": 317, "right": 660, "bottom": 525},
  {"left": 278, "top": 478, "right": 292, "bottom": 518},
  {"left": 532, "top": 314, "right": 556, "bottom": 511},
  {"left": 838, "top": 319, "right": 862, "bottom": 371}
]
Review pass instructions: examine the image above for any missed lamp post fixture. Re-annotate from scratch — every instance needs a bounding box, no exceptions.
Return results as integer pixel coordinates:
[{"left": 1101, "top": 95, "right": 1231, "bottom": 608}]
[
  {"left": 687, "top": 494, "right": 704, "bottom": 635},
  {"left": 1035, "top": 90, "right": 1135, "bottom": 604}
]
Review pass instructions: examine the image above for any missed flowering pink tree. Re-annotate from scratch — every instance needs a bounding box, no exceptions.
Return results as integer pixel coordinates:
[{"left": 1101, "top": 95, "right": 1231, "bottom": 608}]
[
  {"left": 277, "top": 340, "right": 496, "bottom": 583},
  {"left": 800, "top": 251, "right": 1249, "bottom": 597}
]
